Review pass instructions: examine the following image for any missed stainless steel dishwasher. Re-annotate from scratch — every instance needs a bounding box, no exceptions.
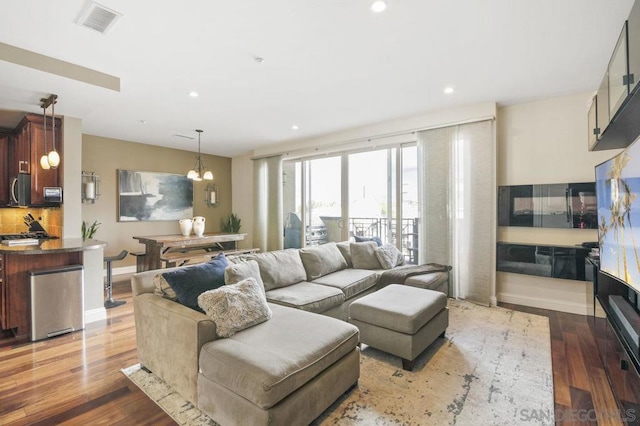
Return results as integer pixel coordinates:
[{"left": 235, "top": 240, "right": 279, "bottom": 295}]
[{"left": 30, "top": 264, "right": 84, "bottom": 341}]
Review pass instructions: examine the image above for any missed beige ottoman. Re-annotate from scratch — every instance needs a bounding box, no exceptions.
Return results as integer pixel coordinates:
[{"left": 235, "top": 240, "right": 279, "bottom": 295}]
[{"left": 349, "top": 284, "right": 448, "bottom": 371}]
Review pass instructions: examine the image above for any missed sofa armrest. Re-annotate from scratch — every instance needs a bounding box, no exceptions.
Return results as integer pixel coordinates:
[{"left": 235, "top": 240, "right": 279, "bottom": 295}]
[{"left": 133, "top": 292, "right": 217, "bottom": 404}]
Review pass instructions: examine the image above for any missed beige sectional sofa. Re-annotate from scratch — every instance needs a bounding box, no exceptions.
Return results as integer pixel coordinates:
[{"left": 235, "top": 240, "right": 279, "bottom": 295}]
[{"left": 131, "top": 241, "right": 449, "bottom": 424}]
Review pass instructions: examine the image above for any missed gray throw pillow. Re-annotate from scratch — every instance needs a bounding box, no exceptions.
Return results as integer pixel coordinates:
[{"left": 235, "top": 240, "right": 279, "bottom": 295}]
[
  {"left": 350, "top": 241, "right": 382, "bottom": 270},
  {"left": 224, "top": 259, "right": 266, "bottom": 295},
  {"left": 198, "top": 277, "right": 273, "bottom": 338},
  {"left": 336, "top": 241, "right": 353, "bottom": 267},
  {"left": 375, "top": 244, "right": 405, "bottom": 269},
  {"left": 249, "top": 249, "right": 307, "bottom": 291},
  {"left": 299, "top": 242, "right": 348, "bottom": 280}
]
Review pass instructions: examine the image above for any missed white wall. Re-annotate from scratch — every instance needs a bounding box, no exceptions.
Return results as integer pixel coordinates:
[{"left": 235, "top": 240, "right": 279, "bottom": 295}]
[
  {"left": 62, "top": 116, "right": 106, "bottom": 323},
  {"left": 497, "top": 91, "right": 621, "bottom": 314}
]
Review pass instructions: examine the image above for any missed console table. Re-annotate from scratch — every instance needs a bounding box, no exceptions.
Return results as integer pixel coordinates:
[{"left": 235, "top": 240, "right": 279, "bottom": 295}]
[{"left": 133, "top": 233, "right": 248, "bottom": 271}]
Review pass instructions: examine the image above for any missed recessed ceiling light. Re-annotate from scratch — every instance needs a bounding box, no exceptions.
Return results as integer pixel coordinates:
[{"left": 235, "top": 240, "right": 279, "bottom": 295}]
[
  {"left": 291, "top": 125, "right": 299, "bottom": 130},
  {"left": 444, "top": 87, "right": 454, "bottom": 94},
  {"left": 371, "top": 1, "right": 387, "bottom": 13},
  {"left": 139, "top": 120, "right": 146, "bottom": 124},
  {"left": 189, "top": 91, "right": 199, "bottom": 97},
  {"left": 254, "top": 57, "right": 265, "bottom": 64}
]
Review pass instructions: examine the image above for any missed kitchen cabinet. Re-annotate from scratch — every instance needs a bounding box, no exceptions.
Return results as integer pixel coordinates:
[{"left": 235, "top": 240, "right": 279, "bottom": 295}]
[
  {"left": 0, "top": 133, "right": 9, "bottom": 205},
  {"left": 10, "top": 121, "right": 30, "bottom": 176},
  {"left": 14, "top": 114, "right": 62, "bottom": 206}
]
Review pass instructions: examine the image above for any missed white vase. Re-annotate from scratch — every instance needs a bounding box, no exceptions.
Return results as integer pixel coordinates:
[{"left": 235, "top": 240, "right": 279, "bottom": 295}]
[
  {"left": 193, "top": 216, "right": 206, "bottom": 237},
  {"left": 179, "top": 219, "right": 193, "bottom": 236}
]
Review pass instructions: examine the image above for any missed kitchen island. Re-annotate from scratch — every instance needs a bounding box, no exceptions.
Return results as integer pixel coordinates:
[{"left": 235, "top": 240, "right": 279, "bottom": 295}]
[{"left": 0, "top": 239, "right": 106, "bottom": 340}]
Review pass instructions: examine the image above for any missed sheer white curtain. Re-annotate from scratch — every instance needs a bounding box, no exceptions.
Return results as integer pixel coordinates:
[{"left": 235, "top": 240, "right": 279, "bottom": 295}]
[
  {"left": 253, "top": 155, "right": 284, "bottom": 252},
  {"left": 417, "top": 120, "right": 495, "bottom": 306}
]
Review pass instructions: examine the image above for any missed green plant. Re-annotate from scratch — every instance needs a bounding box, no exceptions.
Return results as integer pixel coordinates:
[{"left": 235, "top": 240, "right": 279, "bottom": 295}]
[
  {"left": 221, "top": 213, "right": 241, "bottom": 233},
  {"left": 81, "top": 220, "right": 101, "bottom": 241}
]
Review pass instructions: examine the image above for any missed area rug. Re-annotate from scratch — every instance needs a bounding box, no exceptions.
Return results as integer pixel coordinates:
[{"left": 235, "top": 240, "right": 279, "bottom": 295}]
[{"left": 122, "top": 299, "right": 554, "bottom": 425}]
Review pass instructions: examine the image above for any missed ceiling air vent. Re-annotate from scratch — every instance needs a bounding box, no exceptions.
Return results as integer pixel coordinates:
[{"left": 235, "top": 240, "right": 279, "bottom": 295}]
[{"left": 76, "top": 1, "right": 122, "bottom": 34}]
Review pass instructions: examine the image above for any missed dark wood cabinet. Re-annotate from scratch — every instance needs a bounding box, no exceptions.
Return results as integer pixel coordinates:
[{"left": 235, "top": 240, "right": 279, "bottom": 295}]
[
  {"left": 15, "top": 114, "right": 62, "bottom": 206},
  {"left": 1, "top": 251, "right": 81, "bottom": 338},
  {"left": 0, "top": 133, "right": 10, "bottom": 205}
]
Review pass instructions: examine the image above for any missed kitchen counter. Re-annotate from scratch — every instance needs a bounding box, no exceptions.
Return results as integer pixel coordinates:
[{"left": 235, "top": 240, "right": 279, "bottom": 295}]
[
  {"left": 0, "top": 238, "right": 106, "bottom": 254},
  {"left": 0, "top": 239, "right": 107, "bottom": 339}
]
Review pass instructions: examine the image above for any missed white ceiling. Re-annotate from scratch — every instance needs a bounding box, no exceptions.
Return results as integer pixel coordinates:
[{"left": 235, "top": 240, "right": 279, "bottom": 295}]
[{"left": 0, "top": 0, "right": 634, "bottom": 157}]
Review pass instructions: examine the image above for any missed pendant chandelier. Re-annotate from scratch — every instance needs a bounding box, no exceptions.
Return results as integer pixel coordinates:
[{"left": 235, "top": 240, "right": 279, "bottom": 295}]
[
  {"left": 40, "top": 94, "right": 60, "bottom": 169},
  {"left": 187, "top": 129, "right": 213, "bottom": 181}
]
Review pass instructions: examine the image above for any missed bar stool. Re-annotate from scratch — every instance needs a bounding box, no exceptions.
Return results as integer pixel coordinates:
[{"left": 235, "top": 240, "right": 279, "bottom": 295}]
[{"left": 104, "top": 250, "right": 128, "bottom": 309}]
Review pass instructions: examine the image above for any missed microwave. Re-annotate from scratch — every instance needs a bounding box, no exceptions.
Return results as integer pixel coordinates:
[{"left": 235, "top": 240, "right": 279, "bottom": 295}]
[{"left": 9, "top": 174, "right": 30, "bottom": 207}]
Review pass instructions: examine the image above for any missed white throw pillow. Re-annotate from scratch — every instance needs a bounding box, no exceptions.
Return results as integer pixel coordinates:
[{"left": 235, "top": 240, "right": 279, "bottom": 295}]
[
  {"left": 375, "top": 244, "right": 405, "bottom": 269},
  {"left": 197, "top": 277, "right": 272, "bottom": 338}
]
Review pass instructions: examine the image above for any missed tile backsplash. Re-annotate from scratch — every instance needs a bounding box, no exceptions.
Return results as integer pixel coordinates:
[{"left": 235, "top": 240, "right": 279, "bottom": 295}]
[{"left": 0, "top": 207, "right": 62, "bottom": 236}]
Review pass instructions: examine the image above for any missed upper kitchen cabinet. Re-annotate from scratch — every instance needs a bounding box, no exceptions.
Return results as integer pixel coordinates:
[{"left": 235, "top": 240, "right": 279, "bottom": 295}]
[
  {"left": 0, "top": 132, "right": 10, "bottom": 205},
  {"left": 15, "top": 114, "right": 62, "bottom": 206},
  {"left": 590, "top": 1, "right": 640, "bottom": 151}
]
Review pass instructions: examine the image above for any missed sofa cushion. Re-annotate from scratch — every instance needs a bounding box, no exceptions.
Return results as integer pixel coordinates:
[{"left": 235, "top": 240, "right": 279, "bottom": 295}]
[
  {"left": 266, "top": 282, "right": 345, "bottom": 314},
  {"left": 161, "top": 254, "right": 228, "bottom": 312},
  {"left": 312, "top": 269, "right": 378, "bottom": 299},
  {"left": 153, "top": 273, "right": 178, "bottom": 301},
  {"left": 224, "top": 260, "right": 265, "bottom": 294},
  {"left": 350, "top": 241, "right": 382, "bottom": 270},
  {"left": 375, "top": 244, "right": 405, "bottom": 269},
  {"left": 299, "top": 242, "right": 348, "bottom": 281},
  {"left": 250, "top": 249, "right": 307, "bottom": 291},
  {"left": 198, "top": 303, "right": 359, "bottom": 409},
  {"left": 198, "top": 277, "right": 272, "bottom": 338},
  {"left": 336, "top": 241, "right": 353, "bottom": 267}
]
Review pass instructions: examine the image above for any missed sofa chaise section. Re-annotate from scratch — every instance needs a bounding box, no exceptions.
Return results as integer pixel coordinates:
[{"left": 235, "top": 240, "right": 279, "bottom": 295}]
[{"left": 198, "top": 303, "right": 360, "bottom": 425}]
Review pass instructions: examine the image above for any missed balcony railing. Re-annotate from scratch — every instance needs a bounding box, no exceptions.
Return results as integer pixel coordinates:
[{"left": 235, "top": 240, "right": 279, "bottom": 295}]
[{"left": 284, "top": 214, "right": 419, "bottom": 264}]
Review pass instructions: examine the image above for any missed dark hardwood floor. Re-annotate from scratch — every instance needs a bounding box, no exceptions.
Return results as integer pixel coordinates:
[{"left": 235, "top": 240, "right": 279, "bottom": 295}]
[{"left": 0, "top": 277, "right": 624, "bottom": 425}]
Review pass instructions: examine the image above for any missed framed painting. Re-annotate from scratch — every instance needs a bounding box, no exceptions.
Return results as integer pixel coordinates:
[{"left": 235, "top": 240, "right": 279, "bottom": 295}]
[{"left": 118, "top": 169, "right": 193, "bottom": 221}]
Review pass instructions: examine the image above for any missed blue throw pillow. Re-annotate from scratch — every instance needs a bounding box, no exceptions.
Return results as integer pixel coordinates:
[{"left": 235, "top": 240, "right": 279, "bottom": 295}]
[
  {"left": 354, "top": 235, "right": 383, "bottom": 246},
  {"left": 162, "top": 253, "right": 229, "bottom": 312}
]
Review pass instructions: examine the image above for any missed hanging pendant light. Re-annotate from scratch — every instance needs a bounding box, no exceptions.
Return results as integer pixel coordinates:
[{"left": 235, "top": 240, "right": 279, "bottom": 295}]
[
  {"left": 40, "top": 94, "right": 60, "bottom": 169},
  {"left": 40, "top": 101, "right": 50, "bottom": 170},
  {"left": 187, "top": 129, "right": 213, "bottom": 181}
]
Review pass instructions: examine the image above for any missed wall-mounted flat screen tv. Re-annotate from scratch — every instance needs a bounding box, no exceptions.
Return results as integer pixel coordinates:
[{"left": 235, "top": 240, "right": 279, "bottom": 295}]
[{"left": 596, "top": 135, "right": 640, "bottom": 292}]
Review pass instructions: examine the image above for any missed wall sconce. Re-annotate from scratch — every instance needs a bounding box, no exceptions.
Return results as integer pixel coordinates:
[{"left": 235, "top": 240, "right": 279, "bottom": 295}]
[
  {"left": 205, "top": 184, "right": 218, "bottom": 207},
  {"left": 82, "top": 171, "right": 100, "bottom": 203}
]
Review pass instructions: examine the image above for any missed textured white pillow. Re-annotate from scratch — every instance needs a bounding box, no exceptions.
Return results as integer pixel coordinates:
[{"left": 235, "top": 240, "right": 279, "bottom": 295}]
[
  {"left": 197, "top": 277, "right": 272, "bottom": 338},
  {"left": 375, "top": 244, "right": 405, "bottom": 269}
]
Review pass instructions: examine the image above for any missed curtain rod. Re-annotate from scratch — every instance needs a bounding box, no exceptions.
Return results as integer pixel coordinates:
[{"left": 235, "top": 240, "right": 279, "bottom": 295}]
[{"left": 250, "top": 115, "right": 495, "bottom": 161}]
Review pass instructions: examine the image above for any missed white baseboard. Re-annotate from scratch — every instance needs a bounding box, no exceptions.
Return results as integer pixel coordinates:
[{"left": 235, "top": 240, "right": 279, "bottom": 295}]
[
  {"left": 497, "top": 292, "right": 590, "bottom": 315},
  {"left": 85, "top": 307, "right": 107, "bottom": 324},
  {"left": 104, "top": 265, "right": 137, "bottom": 277}
]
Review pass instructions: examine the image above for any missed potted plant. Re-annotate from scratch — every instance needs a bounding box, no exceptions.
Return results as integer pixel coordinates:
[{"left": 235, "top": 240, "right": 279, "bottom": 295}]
[
  {"left": 221, "top": 213, "right": 241, "bottom": 233},
  {"left": 220, "top": 213, "right": 241, "bottom": 249},
  {"left": 81, "top": 220, "right": 101, "bottom": 241}
]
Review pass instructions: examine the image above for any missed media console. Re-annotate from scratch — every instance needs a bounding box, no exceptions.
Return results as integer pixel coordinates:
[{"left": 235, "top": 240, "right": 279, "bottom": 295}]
[{"left": 589, "top": 261, "right": 640, "bottom": 414}]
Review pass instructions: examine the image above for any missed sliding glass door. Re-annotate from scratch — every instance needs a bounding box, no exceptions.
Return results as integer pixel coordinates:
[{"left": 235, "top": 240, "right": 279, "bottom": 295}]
[{"left": 282, "top": 143, "right": 417, "bottom": 263}]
